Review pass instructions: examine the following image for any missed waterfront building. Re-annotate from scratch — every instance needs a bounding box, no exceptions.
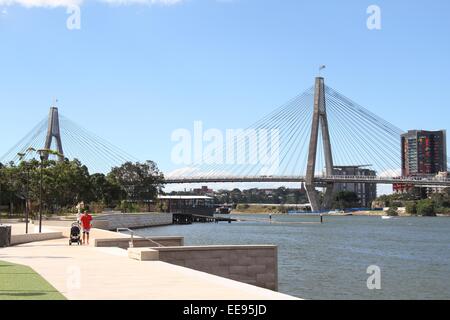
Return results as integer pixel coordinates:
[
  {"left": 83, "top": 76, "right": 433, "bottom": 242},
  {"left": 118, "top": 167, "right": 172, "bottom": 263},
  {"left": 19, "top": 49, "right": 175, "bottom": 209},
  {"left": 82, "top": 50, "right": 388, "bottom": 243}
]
[
  {"left": 333, "top": 165, "right": 377, "bottom": 208},
  {"left": 395, "top": 130, "right": 448, "bottom": 194},
  {"left": 401, "top": 130, "right": 447, "bottom": 177},
  {"left": 158, "top": 195, "right": 216, "bottom": 216}
]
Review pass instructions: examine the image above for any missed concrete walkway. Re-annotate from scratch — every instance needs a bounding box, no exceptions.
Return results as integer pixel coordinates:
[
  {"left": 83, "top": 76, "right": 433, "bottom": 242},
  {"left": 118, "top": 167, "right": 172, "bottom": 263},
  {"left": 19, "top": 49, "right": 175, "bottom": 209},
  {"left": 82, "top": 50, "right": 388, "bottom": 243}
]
[{"left": 1, "top": 225, "right": 298, "bottom": 300}]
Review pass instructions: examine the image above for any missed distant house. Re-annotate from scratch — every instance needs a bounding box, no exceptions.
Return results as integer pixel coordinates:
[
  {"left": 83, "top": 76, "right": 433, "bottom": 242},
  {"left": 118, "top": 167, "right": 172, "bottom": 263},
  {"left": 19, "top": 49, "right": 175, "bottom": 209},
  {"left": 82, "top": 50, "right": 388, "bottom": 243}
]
[{"left": 192, "top": 186, "right": 214, "bottom": 196}]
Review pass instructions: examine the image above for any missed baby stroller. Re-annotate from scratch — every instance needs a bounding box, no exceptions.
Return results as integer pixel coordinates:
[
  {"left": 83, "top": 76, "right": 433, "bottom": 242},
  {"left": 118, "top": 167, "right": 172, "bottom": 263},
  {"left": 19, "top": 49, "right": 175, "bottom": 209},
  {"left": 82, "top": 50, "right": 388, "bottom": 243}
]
[{"left": 69, "top": 222, "right": 82, "bottom": 246}]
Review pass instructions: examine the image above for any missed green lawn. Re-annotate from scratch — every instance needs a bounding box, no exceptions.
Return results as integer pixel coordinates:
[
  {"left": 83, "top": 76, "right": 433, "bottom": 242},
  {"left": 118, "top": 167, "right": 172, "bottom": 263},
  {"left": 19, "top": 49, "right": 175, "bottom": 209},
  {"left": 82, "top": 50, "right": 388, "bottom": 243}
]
[{"left": 0, "top": 260, "right": 66, "bottom": 300}]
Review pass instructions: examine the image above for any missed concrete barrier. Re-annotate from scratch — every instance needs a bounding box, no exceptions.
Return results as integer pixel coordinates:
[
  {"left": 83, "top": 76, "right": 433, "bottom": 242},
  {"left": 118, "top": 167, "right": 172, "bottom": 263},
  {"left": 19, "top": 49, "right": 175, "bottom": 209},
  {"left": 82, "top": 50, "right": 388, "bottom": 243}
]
[
  {"left": 128, "top": 248, "right": 159, "bottom": 261},
  {"left": 92, "top": 220, "right": 110, "bottom": 230},
  {"left": 93, "top": 213, "right": 173, "bottom": 230},
  {"left": 11, "top": 232, "right": 64, "bottom": 245},
  {"left": 129, "top": 245, "right": 278, "bottom": 291},
  {"left": 95, "top": 236, "right": 184, "bottom": 249}
]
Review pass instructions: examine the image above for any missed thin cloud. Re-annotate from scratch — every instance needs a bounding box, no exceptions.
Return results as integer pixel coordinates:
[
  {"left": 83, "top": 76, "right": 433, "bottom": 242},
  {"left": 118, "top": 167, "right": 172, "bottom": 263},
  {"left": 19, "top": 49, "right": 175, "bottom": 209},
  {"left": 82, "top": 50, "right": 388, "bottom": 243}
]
[
  {"left": 100, "top": 0, "right": 183, "bottom": 5},
  {"left": 0, "top": 0, "right": 182, "bottom": 8},
  {"left": 0, "top": 0, "right": 82, "bottom": 8}
]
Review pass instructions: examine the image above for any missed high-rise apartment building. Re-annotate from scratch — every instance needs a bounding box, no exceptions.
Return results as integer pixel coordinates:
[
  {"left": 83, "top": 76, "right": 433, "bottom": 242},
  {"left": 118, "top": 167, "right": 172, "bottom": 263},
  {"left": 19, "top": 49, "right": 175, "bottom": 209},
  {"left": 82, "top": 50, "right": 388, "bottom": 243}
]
[{"left": 401, "top": 130, "right": 447, "bottom": 177}]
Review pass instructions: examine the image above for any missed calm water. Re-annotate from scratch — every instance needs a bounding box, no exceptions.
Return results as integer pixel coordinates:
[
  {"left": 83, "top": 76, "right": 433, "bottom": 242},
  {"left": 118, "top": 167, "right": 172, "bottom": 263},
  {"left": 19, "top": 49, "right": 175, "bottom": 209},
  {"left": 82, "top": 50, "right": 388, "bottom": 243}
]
[{"left": 139, "top": 215, "right": 450, "bottom": 300}]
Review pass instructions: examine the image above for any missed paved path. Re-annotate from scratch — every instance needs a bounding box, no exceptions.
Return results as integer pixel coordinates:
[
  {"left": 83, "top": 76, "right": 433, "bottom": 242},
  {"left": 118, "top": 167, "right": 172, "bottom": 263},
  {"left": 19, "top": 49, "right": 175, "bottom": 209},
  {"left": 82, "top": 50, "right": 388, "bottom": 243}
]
[{"left": 1, "top": 226, "right": 298, "bottom": 300}]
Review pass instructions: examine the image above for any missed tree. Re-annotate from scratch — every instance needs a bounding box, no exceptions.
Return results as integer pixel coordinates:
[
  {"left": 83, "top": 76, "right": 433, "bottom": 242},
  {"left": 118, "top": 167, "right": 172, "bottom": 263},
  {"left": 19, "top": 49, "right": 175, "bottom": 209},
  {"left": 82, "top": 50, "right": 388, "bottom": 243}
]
[
  {"left": 28, "top": 159, "right": 92, "bottom": 213},
  {"left": 89, "top": 173, "right": 123, "bottom": 206},
  {"left": 274, "top": 187, "right": 287, "bottom": 204},
  {"left": 416, "top": 199, "right": 436, "bottom": 217},
  {"left": 333, "top": 191, "right": 360, "bottom": 209},
  {"left": 231, "top": 189, "right": 245, "bottom": 203},
  {"left": 0, "top": 164, "right": 21, "bottom": 216},
  {"left": 108, "top": 161, "right": 165, "bottom": 201},
  {"left": 375, "top": 193, "right": 419, "bottom": 207}
]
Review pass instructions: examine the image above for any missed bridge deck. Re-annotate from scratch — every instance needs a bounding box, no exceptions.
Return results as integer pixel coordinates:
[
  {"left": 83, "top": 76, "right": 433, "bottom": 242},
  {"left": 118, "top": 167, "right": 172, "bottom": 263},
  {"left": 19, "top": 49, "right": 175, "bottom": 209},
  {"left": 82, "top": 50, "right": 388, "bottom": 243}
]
[{"left": 164, "top": 175, "right": 450, "bottom": 187}]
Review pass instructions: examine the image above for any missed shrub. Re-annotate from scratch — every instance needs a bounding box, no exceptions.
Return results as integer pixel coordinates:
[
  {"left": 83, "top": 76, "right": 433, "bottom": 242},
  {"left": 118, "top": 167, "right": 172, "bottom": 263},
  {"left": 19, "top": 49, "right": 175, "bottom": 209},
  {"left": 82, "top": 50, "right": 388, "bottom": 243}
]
[
  {"left": 392, "top": 201, "right": 403, "bottom": 208},
  {"left": 405, "top": 202, "right": 417, "bottom": 215},
  {"left": 437, "top": 207, "right": 450, "bottom": 214},
  {"left": 386, "top": 207, "right": 399, "bottom": 216},
  {"left": 416, "top": 199, "right": 436, "bottom": 217}
]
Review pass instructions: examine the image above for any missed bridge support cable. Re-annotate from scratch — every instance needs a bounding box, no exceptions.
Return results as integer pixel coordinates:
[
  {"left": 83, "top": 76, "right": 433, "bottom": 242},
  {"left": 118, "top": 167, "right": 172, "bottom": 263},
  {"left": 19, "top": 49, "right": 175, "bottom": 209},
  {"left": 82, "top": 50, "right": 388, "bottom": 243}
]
[
  {"left": 325, "top": 90, "right": 402, "bottom": 176},
  {"left": 166, "top": 77, "right": 443, "bottom": 200},
  {"left": 1, "top": 108, "right": 138, "bottom": 174},
  {"left": 58, "top": 117, "right": 138, "bottom": 173},
  {"left": 60, "top": 117, "right": 136, "bottom": 163},
  {"left": 0, "top": 118, "right": 47, "bottom": 165},
  {"left": 233, "top": 91, "right": 313, "bottom": 177},
  {"left": 181, "top": 88, "right": 316, "bottom": 179},
  {"left": 59, "top": 126, "right": 101, "bottom": 172},
  {"left": 326, "top": 97, "right": 398, "bottom": 172},
  {"left": 228, "top": 89, "right": 312, "bottom": 178},
  {"left": 60, "top": 124, "right": 126, "bottom": 171}
]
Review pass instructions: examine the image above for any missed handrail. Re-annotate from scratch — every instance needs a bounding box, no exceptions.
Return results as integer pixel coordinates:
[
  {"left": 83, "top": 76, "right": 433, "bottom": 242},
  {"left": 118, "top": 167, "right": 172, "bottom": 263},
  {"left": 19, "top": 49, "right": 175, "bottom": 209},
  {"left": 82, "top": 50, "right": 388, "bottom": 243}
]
[
  {"left": 116, "top": 228, "right": 135, "bottom": 248},
  {"left": 116, "top": 227, "right": 163, "bottom": 248}
]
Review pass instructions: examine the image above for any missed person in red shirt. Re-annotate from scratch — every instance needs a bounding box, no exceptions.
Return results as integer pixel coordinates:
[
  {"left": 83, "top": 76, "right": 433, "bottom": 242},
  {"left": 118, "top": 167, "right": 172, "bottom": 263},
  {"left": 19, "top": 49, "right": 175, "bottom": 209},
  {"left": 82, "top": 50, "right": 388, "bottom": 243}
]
[{"left": 80, "top": 210, "right": 93, "bottom": 245}]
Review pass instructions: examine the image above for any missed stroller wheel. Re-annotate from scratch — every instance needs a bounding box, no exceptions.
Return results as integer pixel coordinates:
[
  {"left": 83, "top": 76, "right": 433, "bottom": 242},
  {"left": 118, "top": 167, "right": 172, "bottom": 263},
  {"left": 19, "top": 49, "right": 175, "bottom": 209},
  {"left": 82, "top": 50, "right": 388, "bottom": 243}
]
[{"left": 69, "top": 241, "right": 72, "bottom": 246}]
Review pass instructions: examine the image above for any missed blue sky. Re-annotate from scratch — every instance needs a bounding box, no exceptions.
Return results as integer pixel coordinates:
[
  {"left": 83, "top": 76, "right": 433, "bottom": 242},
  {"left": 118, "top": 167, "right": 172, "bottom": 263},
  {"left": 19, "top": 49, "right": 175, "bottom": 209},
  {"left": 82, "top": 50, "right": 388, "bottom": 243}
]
[{"left": 1, "top": 0, "right": 450, "bottom": 185}]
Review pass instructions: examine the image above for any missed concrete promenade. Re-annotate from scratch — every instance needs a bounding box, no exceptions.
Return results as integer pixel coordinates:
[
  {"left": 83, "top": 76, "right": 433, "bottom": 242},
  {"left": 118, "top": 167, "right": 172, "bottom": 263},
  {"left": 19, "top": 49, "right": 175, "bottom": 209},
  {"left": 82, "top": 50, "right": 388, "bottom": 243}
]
[{"left": 0, "top": 224, "right": 298, "bottom": 300}]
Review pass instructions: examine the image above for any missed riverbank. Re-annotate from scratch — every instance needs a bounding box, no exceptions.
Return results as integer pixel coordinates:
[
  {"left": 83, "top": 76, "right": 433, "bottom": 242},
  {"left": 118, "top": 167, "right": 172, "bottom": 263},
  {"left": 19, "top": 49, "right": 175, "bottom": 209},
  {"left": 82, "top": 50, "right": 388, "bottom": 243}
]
[
  {"left": 350, "top": 210, "right": 450, "bottom": 217},
  {"left": 231, "top": 206, "right": 450, "bottom": 217}
]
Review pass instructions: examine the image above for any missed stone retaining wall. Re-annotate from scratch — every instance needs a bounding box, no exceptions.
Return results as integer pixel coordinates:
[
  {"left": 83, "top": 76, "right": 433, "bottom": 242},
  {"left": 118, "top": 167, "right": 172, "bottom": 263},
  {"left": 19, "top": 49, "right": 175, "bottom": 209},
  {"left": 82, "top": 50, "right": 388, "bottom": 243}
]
[
  {"left": 93, "top": 213, "right": 173, "bottom": 230},
  {"left": 11, "top": 232, "right": 64, "bottom": 245},
  {"left": 144, "top": 245, "right": 278, "bottom": 291},
  {"left": 95, "top": 236, "right": 184, "bottom": 249}
]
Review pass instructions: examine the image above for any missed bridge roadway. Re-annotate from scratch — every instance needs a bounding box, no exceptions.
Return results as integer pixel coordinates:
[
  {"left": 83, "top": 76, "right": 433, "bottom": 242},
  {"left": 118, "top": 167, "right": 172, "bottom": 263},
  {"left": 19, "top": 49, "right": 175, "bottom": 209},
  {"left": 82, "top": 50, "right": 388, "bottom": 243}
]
[{"left": 165, "top": 175, "right": 450, "bottom": 187}]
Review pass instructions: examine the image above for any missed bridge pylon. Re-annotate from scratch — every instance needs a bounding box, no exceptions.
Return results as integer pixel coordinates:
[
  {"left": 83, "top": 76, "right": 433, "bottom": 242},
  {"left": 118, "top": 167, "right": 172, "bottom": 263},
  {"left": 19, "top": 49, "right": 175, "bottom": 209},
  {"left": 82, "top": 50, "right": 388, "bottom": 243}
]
[
  {"left": 43, "top": 106, "right": 64, "bottom": 162},
  {"left": 305, "top": 77, "right": 335, "bottom": 212}
]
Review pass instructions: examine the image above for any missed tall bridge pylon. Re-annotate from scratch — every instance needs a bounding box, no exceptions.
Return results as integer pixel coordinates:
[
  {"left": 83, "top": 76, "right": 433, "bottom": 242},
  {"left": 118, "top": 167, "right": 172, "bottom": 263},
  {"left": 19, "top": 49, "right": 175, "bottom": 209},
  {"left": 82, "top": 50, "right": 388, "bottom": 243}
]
[
  {"left": 44, "top": 106, "right": 64, "bottom": 162},
  {"left": 1, "top": 104, "right": 137, "bottom": 172},
  {"left": 305, "top": 77, "right": 334, "bottom": 212}
]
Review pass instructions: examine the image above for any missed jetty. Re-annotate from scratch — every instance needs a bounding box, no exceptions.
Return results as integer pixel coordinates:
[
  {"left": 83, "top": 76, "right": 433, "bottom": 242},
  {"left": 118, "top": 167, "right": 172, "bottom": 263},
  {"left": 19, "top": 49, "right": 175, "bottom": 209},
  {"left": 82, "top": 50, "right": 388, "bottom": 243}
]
[{"left": 173, "top": 213, "right": 237, "bottom": 224}]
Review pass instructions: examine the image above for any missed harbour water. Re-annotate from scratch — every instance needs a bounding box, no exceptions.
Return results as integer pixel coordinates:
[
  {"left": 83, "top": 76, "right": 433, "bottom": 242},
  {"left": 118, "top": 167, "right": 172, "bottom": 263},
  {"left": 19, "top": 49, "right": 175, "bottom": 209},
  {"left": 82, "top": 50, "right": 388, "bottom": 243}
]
[{"left": 140, "top": 215, "right": 450, "bottom": 300}]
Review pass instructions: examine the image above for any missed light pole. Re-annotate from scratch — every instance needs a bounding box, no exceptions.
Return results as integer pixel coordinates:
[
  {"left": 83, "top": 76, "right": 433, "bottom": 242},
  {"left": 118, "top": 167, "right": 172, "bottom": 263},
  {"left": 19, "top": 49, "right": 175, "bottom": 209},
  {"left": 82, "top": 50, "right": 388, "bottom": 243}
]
[
  {"left": 25, "top": 165, "right": 30, "bottom": 233},
  {"left": 36, "top": 148, "right": 63, "bottom": 233},
  {"left": 37, "top": 150, "right": 45, "bottom": 234},
  {"left": 17, "top": 152, "right": 30, "bottom": 234}
]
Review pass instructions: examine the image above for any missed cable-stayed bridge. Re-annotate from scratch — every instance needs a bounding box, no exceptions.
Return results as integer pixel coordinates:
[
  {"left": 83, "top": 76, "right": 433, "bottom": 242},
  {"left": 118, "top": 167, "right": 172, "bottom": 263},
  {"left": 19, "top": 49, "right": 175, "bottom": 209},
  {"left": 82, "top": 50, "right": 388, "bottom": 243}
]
[
  {"left": 164, "top": 77, "right": 450, "bottom": 210},
  {"left": 1, "top": 76, "right": 449, "bottom": 210}
]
